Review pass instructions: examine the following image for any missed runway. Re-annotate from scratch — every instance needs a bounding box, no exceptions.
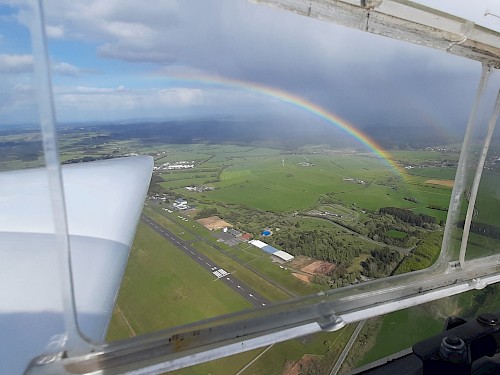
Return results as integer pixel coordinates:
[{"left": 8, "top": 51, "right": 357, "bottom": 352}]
[{"left": 141, "top": 215, "right": 268, "bottom": 308}]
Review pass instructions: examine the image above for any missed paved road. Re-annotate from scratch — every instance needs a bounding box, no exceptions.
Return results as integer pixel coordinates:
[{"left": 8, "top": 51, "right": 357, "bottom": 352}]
[
  {"left": 329, "top": 320, "right": 366, "bottom": 375},
  {"left": 142, "top": 215, "right": 268, "bottom": 308}
]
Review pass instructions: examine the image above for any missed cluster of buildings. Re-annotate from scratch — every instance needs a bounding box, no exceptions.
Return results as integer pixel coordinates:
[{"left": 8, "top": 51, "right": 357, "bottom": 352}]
[
  {"left": 216, "top": 227, "right": 252, "bottom": 246},
  {"left": 211, "top": 226, "right": 294, "bottom": 263},
  {"left": 185, "top": 185, "right": 215, "bottom": 192},
  {"left": 153, "top": 161, "right": 195, "bottom": 171},
  {"left": 173, "top": 198, "right": 189, "bottom": 210},
  {"left": 343, "top": 177, "right": 365, "bottom": 185}
]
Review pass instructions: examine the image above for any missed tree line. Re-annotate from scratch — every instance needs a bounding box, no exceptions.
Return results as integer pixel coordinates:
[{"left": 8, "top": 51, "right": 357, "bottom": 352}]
[
  {"left": 457, "top": 220, "right": 500, "bottom": 240},
  {"left": 380, "top": 207, "right": 436, "bottom": 226}
]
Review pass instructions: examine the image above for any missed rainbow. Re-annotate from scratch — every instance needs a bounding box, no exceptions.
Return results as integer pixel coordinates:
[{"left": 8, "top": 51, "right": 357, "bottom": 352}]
[{"left": 165, "top": 74, "right": 405, "bottom": 179}]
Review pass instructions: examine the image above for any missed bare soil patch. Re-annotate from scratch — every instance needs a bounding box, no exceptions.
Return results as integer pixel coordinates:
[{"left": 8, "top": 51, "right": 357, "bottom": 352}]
[
  {"left": 283, "top": 354, "right": 321, "bottom": 375},
  {"left": 196, "top": 216, "right": 233, "bottom": 231},
  {"left": 425, "top": 179, "right": 454, "bottom": 188},
  {"left": 288, "top": 255, "right": 313, "bottom": 269},
  {"left": 301, "top": 260, "right": 336, "bottom": 275},
  {"left": 292, "top": 272, "right": 311, "bottom": 284}
]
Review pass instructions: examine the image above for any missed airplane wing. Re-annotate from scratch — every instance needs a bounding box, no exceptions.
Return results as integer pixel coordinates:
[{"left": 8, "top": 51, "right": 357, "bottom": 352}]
[{"left": 0, "top": 156, "right": 153, "bottom": 375}]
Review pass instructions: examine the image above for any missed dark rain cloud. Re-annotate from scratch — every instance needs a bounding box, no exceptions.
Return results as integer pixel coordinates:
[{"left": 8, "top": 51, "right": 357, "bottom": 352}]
[{"left": 26, "top": 1, "right": 497, "bottom": 128}]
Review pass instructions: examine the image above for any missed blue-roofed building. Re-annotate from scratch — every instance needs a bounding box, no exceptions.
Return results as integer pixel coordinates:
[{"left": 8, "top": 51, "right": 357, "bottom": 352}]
[{"left": 262, "top": 245, "right": 279, "bottom": 254}]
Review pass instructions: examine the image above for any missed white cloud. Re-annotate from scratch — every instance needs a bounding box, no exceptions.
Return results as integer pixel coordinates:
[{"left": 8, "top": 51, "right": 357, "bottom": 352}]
[
  {"left": 0, "top": 54, "right": 33, "bottom": 74},
  {"left": 52, "top": 62, "right": 81, "bottom": 77},
  {"left": 52, "top": 85, "right": 206, "bottom": 120},
  {"left": 47, "top": 83, "right": 283, "bottom": 122},
  {"left": 46, "top": 24, "right": 64, "bottom": 39},
  {"left": 157, "top": 88, "right": 203, "bottom": 105},
  {"left": 0, "top": 54, "right": 86, "bottom": 77}
]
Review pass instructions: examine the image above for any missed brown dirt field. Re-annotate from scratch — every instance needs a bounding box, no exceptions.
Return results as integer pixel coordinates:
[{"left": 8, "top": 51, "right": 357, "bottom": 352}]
[
  {"left": 301, "top": 260, "right": 336, "bottom": 275},
  {"left": 425, "top": 179, "right": 454, "bottom": 188},
  {"left": 288, "top": 255, "right": 313, "bottom": 269},
  {"left": 196, "top": 216, "right": 233, "bottom": 231},
  {"left": 283, "top": 354, "right": 321, "bottom": 375},
  {"left": 292, "top": 272, "right": 311, "bottom": 284}
]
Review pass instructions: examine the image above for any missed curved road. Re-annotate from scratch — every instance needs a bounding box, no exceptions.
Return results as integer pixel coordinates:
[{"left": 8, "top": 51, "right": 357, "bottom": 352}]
[{"left": 142, "top": 215, "right": 268, "bottom": 308}]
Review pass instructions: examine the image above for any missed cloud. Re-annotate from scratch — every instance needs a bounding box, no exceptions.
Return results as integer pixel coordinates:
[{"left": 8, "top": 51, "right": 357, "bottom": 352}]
[
  {"left": 45, "top": 24, "right": 64, "bottom": 38},
  {"left": 6, "top": 0, "right": 494, "bottom": 127},
  {"left": 0, "top": 54, "right": 89, "bottom": 77},
  {"left": 0, "top": 78, "right": 38, "bottom": 125},
  {"left": 0, "top": 54, "right": 32, "bottom": 74},
  {"left": 52, "top": 61, "right": 81, "bottom": 76},
  {"left": 51, "top": 85, "right": 208, "bottom": 121}
]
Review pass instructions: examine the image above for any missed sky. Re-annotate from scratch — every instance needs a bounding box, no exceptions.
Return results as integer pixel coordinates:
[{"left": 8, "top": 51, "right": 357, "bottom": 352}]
[{"left": 1, "top": 0, "right": 500, "bottom": 135}]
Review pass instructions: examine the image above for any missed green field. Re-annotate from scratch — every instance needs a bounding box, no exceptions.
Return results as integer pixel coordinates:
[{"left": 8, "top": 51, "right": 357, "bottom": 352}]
[
  {"left": 4, "top": 123, "right": 500, "bottom": 374},
  {"left": 355, "top": 307, "right": 443, "bottom": 367},
  {"left": 387, "top": 229, "right": 407, "bottom": 239},
  {"left": 104, "top": 143, "right": 500, "bottom": 373},
  {"left": 474, "top": 171, "right": 500, "bottom": 227},
  {"left": 107, "top": 222, "right": 252, "bottom": 341},
  {"left": 352, "top": 283, "right": 500, "bottom": 371},
  {"left": 151, "top": 146, "right": 459, "bottom": 225},
  {"left": 407, "top": 166, "right": 457, "bottom": 180},
  {"left": 190, "top": 241, "right": 294, "bottom": 300}
]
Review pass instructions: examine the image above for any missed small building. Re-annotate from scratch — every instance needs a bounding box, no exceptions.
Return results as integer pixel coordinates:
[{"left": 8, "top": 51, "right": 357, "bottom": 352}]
[
  {"left": 272, "top": 250, "right": 294, "bottom": 262},
  {"left": 228, "top": 228, "right": 242, "bottom": 237},
  {"left": 262, "top": 245, "right": 279, "bottom": 254},
  {"left": 173, "top": 198, "right": 188, "bottom": 210},
  {"left": 249, "top": 240, "right": 267, "bottom": 249},
  {"left": 240, "top": 233, "right": 252, "bottom": 242},
  {"left": 175, "top": 198, "right": 187, "bottom": 205}
]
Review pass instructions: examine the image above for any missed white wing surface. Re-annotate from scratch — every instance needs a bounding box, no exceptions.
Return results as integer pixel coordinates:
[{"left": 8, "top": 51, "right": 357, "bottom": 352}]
[{"left": 0, "top": 156, "right": 153, "bottom": 374}]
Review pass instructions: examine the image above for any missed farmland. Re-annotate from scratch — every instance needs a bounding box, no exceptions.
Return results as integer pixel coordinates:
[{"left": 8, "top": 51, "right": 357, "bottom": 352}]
[
  {"left": 104, "top": 142, "right": 471, "bottom": 373},
  {"left": 6, "top": 122, "right": 499, "bottom": 374}
]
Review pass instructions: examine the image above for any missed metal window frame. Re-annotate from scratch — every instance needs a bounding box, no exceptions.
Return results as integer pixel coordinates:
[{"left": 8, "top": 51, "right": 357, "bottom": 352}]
[{"left": 26, "top": 1, "right": 500, "bottom": 374}]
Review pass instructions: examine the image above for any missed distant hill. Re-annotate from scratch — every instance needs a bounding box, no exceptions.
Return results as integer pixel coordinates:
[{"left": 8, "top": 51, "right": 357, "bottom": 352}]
[
  {"left": 7, "top": 115, "right": 461, "bottom": 151},
  {"left": 92, "top": 118, "right": 460, "bottom": 150},
  {"left": 362, "top": 125, "right": 460, "bottom": 149},
  {"left": 93, "top": 116, "right": 358, "bottom": 150}
]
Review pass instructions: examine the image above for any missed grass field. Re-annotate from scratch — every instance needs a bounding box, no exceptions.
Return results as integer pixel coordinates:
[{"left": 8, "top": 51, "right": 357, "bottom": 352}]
[
  {"left": 387, "top": 229, "right": 407, "bottom": 239},
  {"left": 170, "top": 321, "right": 359, "bottom": 375},
  {"left": 106, "top": 222, "right": 252, "bottom": 341},
  {"left": 474, "top": 171, "right": 500, "bottom": 227},
  {"left": 144, "top": 206, "right": 299, "bottom": 300},
  {"left": 156, "top": 147, "right": 457, "bottom": 224},
  {"left": 191, "top": 241, "right": 294, "bottom": 300},
  {"left": 106, "top": 144, "right": 500, "bottom": 373},
  {"left": 407, "top": 166, "right": 457, "bottom": 180},
  {"left": 355, "top": 307, "right": 443, "bottom": 367}
]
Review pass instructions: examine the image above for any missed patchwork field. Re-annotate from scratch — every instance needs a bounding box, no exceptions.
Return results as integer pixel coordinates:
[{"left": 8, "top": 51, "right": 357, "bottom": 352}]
[
  {"left": 7, "top": 118, "right": 500, "bottom": 375},
  {"left": 106, "top": 143, "right": 500, "bottom": 373}
]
